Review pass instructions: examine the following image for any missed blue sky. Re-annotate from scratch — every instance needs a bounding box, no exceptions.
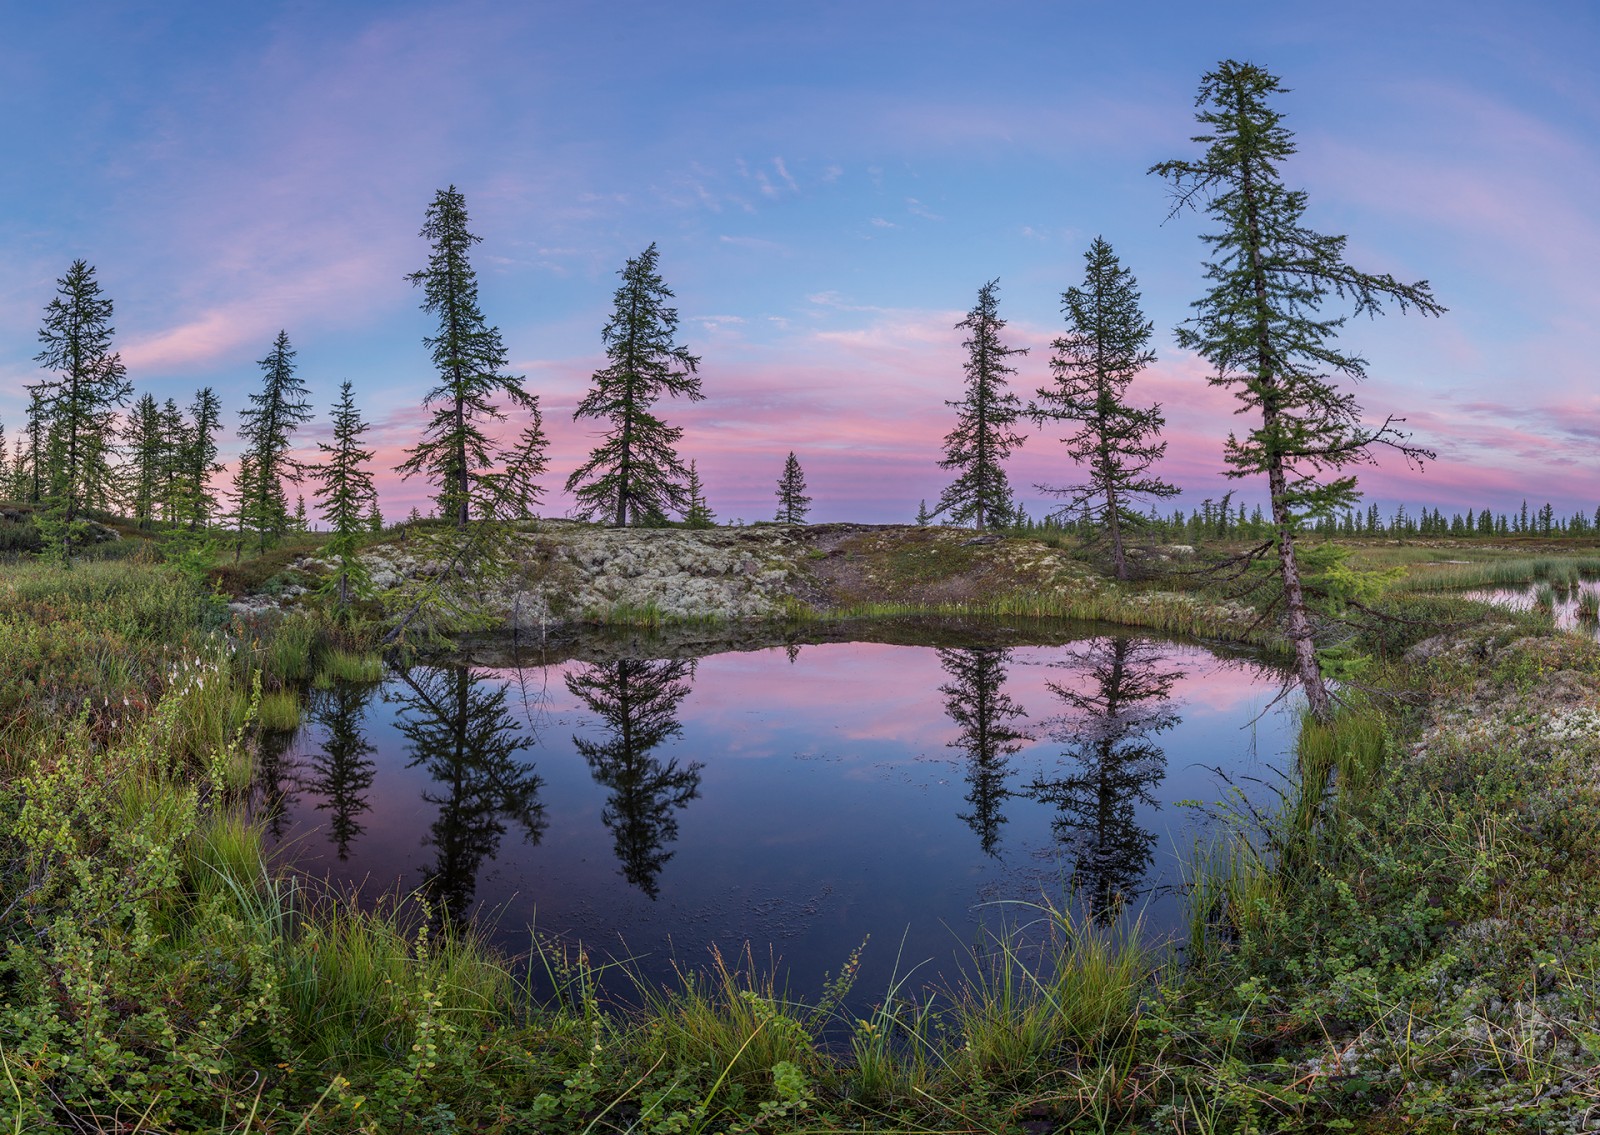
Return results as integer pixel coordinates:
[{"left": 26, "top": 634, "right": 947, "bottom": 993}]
[{"left": 3, "top": 1, "right": 1597, "bottom": 521}]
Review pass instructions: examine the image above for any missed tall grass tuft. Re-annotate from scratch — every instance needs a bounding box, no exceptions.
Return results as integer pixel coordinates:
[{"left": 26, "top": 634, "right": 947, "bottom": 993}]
[
  {"left": 256, "top": 688, "right": 302, "bottom": 732},
  {"left": 314, "top": 649, "right": 385, "bottom": 686},
  {"left": 630, "top": 944, "right": 821, "bottom": 1093},
  {"left": 948, "top": 901, "right": 1149, "bottom": 1088}
]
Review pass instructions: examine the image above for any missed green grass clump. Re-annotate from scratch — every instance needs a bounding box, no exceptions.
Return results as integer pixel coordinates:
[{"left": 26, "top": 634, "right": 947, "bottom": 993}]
[
  {"left": 315, "top": 649, "right": 386, "bottom": 685},
  {"left": 950, "top": 903, "right": 1148, "bottom": 1088},
  {"left": 256, "top": 688, "right": 303, "bottom": 731}
]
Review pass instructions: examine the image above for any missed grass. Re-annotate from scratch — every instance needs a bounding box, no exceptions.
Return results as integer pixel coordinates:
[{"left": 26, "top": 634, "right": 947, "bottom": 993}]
[
  {"left": 1390, "top": 552, "right": 1600, "bottom": 591},
  {"left": 7, "top": 531, "right": 1600, "bottom": 1130}
]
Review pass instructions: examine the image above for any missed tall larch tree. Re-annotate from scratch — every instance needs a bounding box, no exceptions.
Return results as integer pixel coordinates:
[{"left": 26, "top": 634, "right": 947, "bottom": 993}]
[
  {"left": 398, "top": 186, "right": 536, "bottom": 529},
  {"left": 311, "top": 381, "right": 378, "bottom": 607},
  {"left": 237, "top": 330, "right": 313, "bottom": 551},
  {"left": 1151, "top": 61, "right": 1444, "bottom": 722},
  {"left": 31, "top": 260, "right": 130, "bottom": 548},
  {"left": 774, "top": 451, "right": 810, "bottom": 523},
  {"left": 1031, "top": 237, "right": 1178, "bottom": 581},
  {"left": 566, "top": 243, "right": 703, "bottom": 527},
  {"left": 935, "top": 279, "right": 1027, "bottom": 530}
]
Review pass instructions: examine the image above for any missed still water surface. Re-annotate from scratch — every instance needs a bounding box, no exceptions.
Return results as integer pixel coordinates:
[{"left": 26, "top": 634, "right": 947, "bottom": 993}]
[{"left": 259, "top": 624, "right": 1296, "bottom": 1000}]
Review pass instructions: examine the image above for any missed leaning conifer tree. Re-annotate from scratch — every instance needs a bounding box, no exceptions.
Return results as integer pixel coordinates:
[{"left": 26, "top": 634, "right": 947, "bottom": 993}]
[
  {"left": 567, "top": 243, "right": 703, "bottom": 527},
  {"left": 1031, "top": 237, "right": 1178, "bottom": 581},
  {"left": 935, "top": 280, "right": 1027, "bottom": 530},
  {"left": 774, "top": 452, "right": 810, "bottom": 523},
  {"left": 237, "top": 330, "right": 313, "bottom": 552},
  {"left": 398, "top": 186, "right": 537, "bottom": 529},
  {"left": 1151, "top": 61, "right": 1444, "bottom": 721},
  {"left": 31, "top": 260, "right": 130, "bottom": 553},
  {"left": 311, "top": 381, "right": 378, "bottom": 607}
]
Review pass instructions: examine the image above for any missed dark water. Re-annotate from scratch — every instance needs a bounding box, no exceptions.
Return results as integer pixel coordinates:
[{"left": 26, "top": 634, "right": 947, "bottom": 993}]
[{"left": 257, "top": 622, "right": 1296, "bottom": 1003}]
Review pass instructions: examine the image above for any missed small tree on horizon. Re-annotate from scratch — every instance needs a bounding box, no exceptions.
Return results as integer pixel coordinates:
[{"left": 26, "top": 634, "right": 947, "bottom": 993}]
[
  {"left": 566, "top": 243, "right": 703, "bottom": 527},
  {"left": 311, "top": 380, "right": 378, "bottom": 608},
  {"left": 1151, "top": 60, "right": 1445, "bottom": 722},
  {"left": 683, "top": 460, "right": 715, "bottom": 528},
  {"left": 935, "top": 280, "right": 1027, "bottom": 531},
  {"left": 1031, "top": 237, "right": 1178, "bottom": 581},
  {"left": 236, "top": 329, "right": 313, "bottom": 553},
  {"left": 774, "top": 451, "right": 811, "bottom": 523}
]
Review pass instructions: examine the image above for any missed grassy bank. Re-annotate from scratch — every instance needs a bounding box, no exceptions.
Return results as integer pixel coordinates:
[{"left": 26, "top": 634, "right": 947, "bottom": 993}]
[{"left": 4, "top": 544, "right": 1600, "bottom": 1131}]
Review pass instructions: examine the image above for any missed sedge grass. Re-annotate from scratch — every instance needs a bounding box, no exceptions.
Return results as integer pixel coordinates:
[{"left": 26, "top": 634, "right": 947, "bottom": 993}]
[
  {"left": 947, "top": 900, "right": 1149, "bottom": 1088},
  {"left": 1393, "top": 554, "right": 1600, "bottom": 592},
  {"left": 256, "top": 688, "right": 303, "bottom": 731}
]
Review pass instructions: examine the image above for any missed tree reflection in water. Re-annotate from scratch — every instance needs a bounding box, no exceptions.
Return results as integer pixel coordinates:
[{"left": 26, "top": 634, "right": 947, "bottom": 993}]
[
  {"left": 1029, "top": 637, "right": 1181, "bottom": 924},
  {"left": 391, "top": 667, "right": 546, "bottom": 919},
  {"left": 253, "top": 726, "right": 302, "bottom": 843},
  {"left": 304, "top": 682, "right": 378, "bottom": 860},
  {"left": 936, "top": 647, "right": 1032, "bottom": 856},
  {"left": 566, "top": 659, "right": 703, "bottom": 899}
]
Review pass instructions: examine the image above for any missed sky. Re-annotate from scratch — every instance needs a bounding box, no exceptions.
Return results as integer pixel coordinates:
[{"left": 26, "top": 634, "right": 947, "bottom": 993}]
[{"left": 2, "top": 0, "right": 1598, "bottom": 524}]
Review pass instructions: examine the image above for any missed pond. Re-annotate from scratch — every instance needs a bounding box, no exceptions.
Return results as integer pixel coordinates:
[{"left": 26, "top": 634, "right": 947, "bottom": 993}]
[
  {"left": 256, "top": 620, "right": 1298, "bottom": 1007},
  {"left": 1467, "top": 580, "right": 1600, "bottom": 638}
]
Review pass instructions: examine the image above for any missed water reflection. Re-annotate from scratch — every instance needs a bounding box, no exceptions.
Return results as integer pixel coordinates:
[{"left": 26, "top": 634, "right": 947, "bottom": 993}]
[
  {"left": 304, "top": 683, "right": 377, "bottom": 860},
  {"left": 566, "top": 659, "right": 704, "bottom": 898},
  {"left": 390, "top": 667, "right": 547, "bottom": 917},
  {"left": 937, "top": 647, "right": 1032, "bottom": 856},
  {"left": 253, "top": 727, "right": 301, "bottom": 842},
  {"left": 1029, "top": 637, "right": 1181, "bottom": 924}
]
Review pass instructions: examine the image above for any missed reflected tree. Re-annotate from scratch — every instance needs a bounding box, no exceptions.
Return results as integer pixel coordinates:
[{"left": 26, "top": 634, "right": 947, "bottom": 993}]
[
  {"left": 392, "top": 667, "right": 546, "bottom": 918},
  {"left": 305, "top": 682, "right": 378, "bottom": 860},
  {"left": 1029, "top": 637, "right": 1181, "bottom": 923},
  {"left": 253, "top": 725, "right": 303, "bottom": 843},
  {"left": 937, "top": 647, "right": 1031, "bottom": 856},
  {"left": 566, "top": 659, "right": 703, "bottom": 898}
]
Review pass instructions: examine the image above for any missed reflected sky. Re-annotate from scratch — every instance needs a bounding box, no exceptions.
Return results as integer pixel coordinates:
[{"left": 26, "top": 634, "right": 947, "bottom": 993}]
[{"left": 265, "top": 633, "right": 1294, "bottom": 1005}]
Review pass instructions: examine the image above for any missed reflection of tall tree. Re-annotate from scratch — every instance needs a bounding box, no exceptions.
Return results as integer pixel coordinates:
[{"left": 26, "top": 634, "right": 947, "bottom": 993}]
[
  {"left": 566, "top": 659, "right": 702, "bottom": 899},
  {"left": 938, "top": 647, "right": 1031, "bottom": 856},
  {"left": 304, "top": 682, "right": 378, "bottom": 860},
  {"left": 392, "top": 667, "right": 546, "bottom": 917},
  {"left": 253, "top": 725, "right": 302, "bottom": 842},
  {"left": 1029, "top": 637, "right": 1180, "bottom": 924}
]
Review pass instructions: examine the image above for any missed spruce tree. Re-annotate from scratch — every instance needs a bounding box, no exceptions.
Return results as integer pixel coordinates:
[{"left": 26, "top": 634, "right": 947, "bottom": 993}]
[
  {"left": 915, "top": 499, "right": 930, "bottom": 526},
  {"left": 1031, "top": 238, "right": 1178, "bottom": 580},
  {"left": 566, "top": 243, "right": 703, "bottom": 527},
  {"left": 237, "top": 330, "right": 313, "bottom": 551},
  {"left": 935, "top": 280, "right": 1027, "bottom": 530},
  {"left": 1151, "top": 61, "right": 1444, "bottom": 721},
  {"left": 311, "top": 381, "right": 378, "bottom": 607},
  {"left": 683, "top": 460, "right": 715, "bottom": 528},
  {"left": 122, "top": 394, "right": 164, "bottom": 530},
  {"left": 181, "top": 387, "right": 223, "bottom": 529},
  {"left": 31, "top": 260, "right": 130, "bottom": 550},
  {"left": 398, "top": 186, "right": 537, "bottom": 529},
  {"left": 774, "top": 451, "right": 811, "bottom": 523}
]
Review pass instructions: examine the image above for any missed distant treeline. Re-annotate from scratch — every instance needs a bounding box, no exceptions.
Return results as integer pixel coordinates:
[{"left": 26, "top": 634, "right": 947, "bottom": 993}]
[{"left": 995, "top": 496, "right": 1600, "bottom": 542}]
